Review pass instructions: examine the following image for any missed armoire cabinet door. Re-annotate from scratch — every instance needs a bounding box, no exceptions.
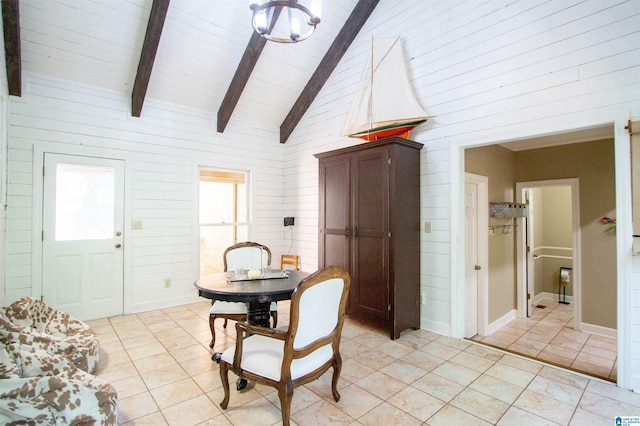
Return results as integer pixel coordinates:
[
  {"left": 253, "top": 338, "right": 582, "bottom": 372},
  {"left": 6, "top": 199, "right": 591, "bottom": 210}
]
[
  {"left": 318, "top": 156, "right": 351, "bottom": 274},
  {"left": 351, "top": 149, "right": 389, "bottom": 322}
]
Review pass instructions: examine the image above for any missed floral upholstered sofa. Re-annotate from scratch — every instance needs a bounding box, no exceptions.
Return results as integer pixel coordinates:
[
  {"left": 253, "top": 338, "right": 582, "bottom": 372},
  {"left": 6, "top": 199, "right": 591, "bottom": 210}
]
[{"left": 0, "top": 298, "right": 117, "bottom": 425}]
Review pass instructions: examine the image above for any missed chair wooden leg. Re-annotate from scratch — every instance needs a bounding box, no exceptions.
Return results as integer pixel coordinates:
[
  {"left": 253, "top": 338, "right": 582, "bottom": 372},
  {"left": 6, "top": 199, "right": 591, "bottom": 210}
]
[
  {"left": 219, "top": 361, "right": 231, "bottom": 409},
  {"left": 331, "top": 357, "right": 342, "bottom": 402},
  {"left": 208, "top": 314, "right": 216, "bottom": 348},
  {"left": 270, "top": 311, "right": 278, "bottom": 328},
  {"left": 277, "top": 384, "right": 293, "bottom": 426}
]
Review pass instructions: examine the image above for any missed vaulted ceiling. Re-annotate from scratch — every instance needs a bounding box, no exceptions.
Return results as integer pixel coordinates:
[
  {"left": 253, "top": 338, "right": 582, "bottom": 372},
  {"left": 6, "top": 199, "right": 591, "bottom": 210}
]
[{"left": 1, "top": 0, "right": 379, "bottom": 143}]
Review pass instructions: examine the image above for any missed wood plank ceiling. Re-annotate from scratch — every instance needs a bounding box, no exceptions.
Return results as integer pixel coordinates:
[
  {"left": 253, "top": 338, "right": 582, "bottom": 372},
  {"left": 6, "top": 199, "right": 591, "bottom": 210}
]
[{"left": 1, "top": 0, "right": 379, "bottom": 143}]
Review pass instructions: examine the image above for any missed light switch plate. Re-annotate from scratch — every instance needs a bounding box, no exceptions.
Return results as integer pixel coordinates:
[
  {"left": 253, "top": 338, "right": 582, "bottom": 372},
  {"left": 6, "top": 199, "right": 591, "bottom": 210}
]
[{"left": 424, "top": 221, "right": 432, "bottom": 233}]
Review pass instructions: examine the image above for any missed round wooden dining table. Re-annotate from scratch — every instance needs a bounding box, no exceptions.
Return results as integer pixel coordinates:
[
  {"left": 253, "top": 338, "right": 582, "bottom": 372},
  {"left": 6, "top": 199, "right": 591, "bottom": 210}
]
[{"left": 194, "top": 269, "right": 310, "bottom": 328}]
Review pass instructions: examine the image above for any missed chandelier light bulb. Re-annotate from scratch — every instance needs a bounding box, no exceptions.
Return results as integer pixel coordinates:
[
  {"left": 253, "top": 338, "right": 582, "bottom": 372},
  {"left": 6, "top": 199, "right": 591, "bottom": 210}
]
[
  {"left": 290, "top": 16, "right": 301, "bottom": 41},
  {"left": 255, "top": 10, "right": 267, "bottom": 33},
  {"left": 310, "top": 0, "right": 322, "bottom": 21}
]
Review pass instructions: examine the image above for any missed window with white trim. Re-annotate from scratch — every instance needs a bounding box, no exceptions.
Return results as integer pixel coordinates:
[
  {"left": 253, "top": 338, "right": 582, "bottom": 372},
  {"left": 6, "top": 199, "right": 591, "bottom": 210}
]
[{"left": 199, "top": 169, "right": 248, "bottom": 275}]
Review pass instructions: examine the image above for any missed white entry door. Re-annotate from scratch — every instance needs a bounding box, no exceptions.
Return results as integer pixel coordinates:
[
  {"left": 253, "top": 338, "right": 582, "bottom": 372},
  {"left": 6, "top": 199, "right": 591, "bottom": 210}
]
[
  {"left": 464, "top": 181, "right": 479, "bottom": 338},
  {"left": 42, "top": 153, "right": 124, "bottom": 320}
]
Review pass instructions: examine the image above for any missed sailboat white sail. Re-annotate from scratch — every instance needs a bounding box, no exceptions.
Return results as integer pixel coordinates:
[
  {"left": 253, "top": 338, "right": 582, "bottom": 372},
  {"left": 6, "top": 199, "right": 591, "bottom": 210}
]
[{"left": 342, "top": 37, "right": 428, "bottom": 141}]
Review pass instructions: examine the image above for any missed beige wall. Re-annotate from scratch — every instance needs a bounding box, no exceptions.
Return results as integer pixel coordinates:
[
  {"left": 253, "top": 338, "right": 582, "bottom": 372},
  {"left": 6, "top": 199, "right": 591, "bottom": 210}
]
[
  {"left": 542, "top": 187, "right": 573, "bottom": 248},
  {"left": 535, "top": 186, "right": 573, "bottom": 297},
  {"left": 466, "top": 139, "right": 616, "bottom": 329},
  {"left": 465, "top": 145, "right": 517, "bottom": 323}
]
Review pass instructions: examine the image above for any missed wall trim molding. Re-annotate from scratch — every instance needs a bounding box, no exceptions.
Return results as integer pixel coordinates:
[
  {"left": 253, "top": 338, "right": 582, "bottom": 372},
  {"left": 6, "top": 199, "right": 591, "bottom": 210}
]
[
  {"left": 421, "top": 319, "right": 450, "bottom": 337},
  {"left": 581, "top": 322, "right": 617, "bottom": 339},
  {"left": 486, "top": 309, "right": 516, "bottom": 336},
  {"left": 534, "top": 291, "right": 574, "bottom": 305}
]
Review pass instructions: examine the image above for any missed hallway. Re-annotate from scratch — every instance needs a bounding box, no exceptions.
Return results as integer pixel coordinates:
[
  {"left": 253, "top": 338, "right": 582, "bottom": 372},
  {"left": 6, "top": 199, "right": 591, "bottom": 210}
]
[{"left": 471, "top": 299, "right": 617, "bottom": 382}]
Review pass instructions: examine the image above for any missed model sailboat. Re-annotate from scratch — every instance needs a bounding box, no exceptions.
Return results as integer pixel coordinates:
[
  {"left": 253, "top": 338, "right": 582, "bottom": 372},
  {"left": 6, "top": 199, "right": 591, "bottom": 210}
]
[{"left": 342, "top": 37, "right": 429, "bottom": 141}]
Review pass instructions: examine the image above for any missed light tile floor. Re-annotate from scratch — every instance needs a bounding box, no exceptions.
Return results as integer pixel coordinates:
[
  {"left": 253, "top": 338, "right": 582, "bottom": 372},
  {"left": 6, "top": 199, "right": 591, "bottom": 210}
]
[
  {"left": 89, "top": 300, "right": 637, "bottom": 425},
  {"left": 471, "top": 298, "right": 617, "bottom": 382}
]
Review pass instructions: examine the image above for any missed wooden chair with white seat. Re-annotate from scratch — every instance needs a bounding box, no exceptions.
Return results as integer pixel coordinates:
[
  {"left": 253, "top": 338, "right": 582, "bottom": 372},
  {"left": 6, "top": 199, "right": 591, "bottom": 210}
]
[
  {"left": 208, "top": 242, "right": 278, "bottom": 349},
  {"left": 219, "top": 266, "right": 350, "bottom": 426}
]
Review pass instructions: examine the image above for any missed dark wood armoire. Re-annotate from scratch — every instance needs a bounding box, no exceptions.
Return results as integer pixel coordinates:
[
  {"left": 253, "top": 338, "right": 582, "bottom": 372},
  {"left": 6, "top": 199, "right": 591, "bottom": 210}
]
[{"left": 315, "top": 136, "right": 423, "bottom": 339}]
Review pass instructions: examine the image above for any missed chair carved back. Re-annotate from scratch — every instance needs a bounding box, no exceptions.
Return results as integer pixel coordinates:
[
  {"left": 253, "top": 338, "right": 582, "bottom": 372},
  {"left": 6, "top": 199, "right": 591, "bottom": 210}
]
[
  {"left": 223, "top": 242, "right": 271, "bottom": 272},
  {"left": 286, "top": 267, "right": 350, "bottom": 359}
]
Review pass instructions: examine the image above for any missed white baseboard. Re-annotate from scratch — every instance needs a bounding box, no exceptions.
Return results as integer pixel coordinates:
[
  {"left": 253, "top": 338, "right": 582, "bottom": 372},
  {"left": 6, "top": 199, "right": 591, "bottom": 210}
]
[
  {"left": 420, "top": 319, "right": 450, "bottom": 337},
  {"left": 534, "top": 291, "right": 574, "bottom": 305},
  {"left": 132, "top": 294, "right": 201, "bottom": 315},
  {"left": 486, "top": 309, "right": 516, "bottom": 335},
  {"left": 581, "top": 322, "right": 617, "bottom": 338}
]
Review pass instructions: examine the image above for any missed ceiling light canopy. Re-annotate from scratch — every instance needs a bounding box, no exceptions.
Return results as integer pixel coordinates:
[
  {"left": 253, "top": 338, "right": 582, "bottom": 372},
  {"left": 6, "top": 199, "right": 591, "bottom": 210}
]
[{"left": 249, "top": 0, "right": 322, "bottom": 43}]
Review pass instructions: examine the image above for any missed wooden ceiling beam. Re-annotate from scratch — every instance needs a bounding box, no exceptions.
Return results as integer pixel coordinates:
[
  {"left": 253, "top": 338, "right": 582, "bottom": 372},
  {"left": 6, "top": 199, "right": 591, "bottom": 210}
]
[
  {"left": 279, "top": 0, "right": 379, "bottom": 144},
  {"left": 217, "top": 7, "right": 282, "bottom": 133},
  {"left": 2, "top": 0, "right": 21, "bottom": 96},
  {"left": 131, "top": 0, "right": 170, "bottom": 117}
]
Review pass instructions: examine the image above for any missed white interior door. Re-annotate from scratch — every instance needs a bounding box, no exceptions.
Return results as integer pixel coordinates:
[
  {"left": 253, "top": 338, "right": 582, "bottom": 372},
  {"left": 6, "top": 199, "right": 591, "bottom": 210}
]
[
  {"left": 42, "top": 153, "right": 124, "bottom": 320},
  {"left": 464, "top": 181, "right": 479, "bottom": 338},
  {"left": 524, "top": 189, "right": 534, "bottom": 316}
]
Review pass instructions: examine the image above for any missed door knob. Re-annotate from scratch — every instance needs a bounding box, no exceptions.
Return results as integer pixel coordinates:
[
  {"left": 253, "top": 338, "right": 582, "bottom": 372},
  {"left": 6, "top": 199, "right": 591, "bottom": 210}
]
[
  {"left": 474, "top": 265, "right": 481, "bottom": 270},
  {"left": 115, "top": 244, "right": 122, "bottom": 248}
]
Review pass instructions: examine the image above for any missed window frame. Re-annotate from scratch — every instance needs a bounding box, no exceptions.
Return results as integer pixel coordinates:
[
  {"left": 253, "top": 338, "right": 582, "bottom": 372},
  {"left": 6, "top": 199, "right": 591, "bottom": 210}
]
[{"left": 198, "top": 167, "right": 250, "bottom": 275}]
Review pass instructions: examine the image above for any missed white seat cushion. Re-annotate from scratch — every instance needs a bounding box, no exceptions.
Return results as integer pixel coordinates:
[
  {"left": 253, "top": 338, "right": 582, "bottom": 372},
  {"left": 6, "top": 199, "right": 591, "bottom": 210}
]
[
  {"left": 210, "top": 301, "right": 247, "bottom": 315},
  {"left": 210, "top": 301, "right": 277, "bottom": 315},
  {"left": 221, "top": 334, "right": 333, "bottom": 382}
]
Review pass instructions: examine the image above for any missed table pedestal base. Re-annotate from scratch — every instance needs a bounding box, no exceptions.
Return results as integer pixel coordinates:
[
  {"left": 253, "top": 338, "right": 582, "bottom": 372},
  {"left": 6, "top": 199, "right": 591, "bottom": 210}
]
[{"left": 247, "top": 301, "right": 272, "bottom": 328}]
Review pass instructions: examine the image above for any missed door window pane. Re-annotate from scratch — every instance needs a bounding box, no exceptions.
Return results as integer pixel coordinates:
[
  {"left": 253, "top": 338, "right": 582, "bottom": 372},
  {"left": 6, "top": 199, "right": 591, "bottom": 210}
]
[{"left": 55, "top": 164, "right": 115, "bottom": 241}]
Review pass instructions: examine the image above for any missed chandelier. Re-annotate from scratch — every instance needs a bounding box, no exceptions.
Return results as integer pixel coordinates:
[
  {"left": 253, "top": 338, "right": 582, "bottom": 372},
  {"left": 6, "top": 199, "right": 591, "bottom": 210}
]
[{"left": 249, "top": 1, "right": 322, "bottom": 43}]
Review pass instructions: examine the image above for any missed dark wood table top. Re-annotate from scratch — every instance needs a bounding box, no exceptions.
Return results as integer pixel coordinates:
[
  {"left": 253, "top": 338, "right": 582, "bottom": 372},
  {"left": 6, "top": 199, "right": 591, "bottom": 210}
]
[{"left": 194, "top": 270, "right": 310, "bottom": 304}]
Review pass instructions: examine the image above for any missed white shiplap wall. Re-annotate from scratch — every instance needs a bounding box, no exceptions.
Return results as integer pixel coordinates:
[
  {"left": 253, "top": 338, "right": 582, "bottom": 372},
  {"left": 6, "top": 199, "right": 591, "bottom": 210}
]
[
  {"left": 5, "top": 74, "right": 285, "bottom": 313},
  {"left": 282, "top": 0, "right": 640, "bottom": 387},
  {"left": 0, "top": 209, "right": 5, "bottom": 307}
]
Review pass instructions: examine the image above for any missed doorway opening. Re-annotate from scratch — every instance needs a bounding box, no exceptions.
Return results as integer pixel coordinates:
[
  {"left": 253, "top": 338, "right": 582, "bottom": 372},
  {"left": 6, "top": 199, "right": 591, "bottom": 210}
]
[
  {"left": 463, "top": 130, "right": 618, "bottom": 383},
  {"left": 516, "top": 180, "right": 580, "bottom": 328}
]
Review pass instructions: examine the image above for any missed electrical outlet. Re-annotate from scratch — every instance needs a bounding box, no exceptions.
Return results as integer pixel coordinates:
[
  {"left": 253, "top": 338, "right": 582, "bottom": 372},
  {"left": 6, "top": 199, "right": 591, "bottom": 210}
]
[
  {"left": 164, "top": 278, "right": 171, "bottom": 288},
  {"left": 132, "top": 220, "right": 143, "bottom": 230},
  {"left": 420, "top": 293, "right": 425, "bottom": 304}
]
